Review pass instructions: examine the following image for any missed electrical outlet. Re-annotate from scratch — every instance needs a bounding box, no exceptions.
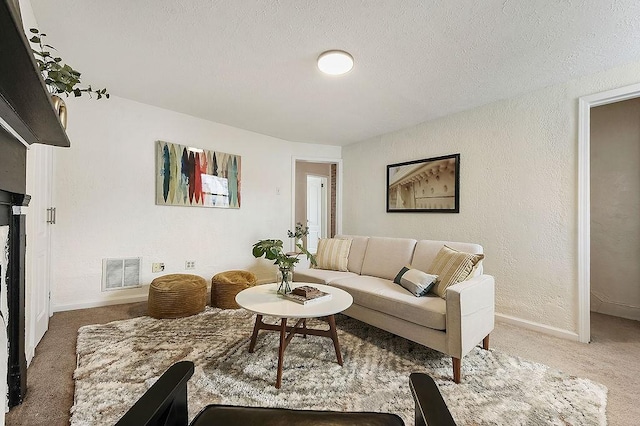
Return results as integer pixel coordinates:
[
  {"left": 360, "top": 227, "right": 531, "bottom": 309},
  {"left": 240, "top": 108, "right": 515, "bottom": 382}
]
[
  {"left": 152, "top": 263, "right": 165, "bottom": 273},
  {"left": 185, "top": 261, "right": 195, "bottom": 270}
]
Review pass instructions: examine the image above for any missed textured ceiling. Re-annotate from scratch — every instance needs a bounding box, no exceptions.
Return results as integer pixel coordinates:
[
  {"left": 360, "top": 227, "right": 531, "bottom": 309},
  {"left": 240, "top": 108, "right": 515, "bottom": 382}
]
[{"left": 29, "top": 0, "right": 640, "bottom": 146}]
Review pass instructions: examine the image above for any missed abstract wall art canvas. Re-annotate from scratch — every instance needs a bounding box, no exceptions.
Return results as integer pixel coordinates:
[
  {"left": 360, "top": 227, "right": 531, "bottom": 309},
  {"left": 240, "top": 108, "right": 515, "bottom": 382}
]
[
  {"left": 156, "top": 141, "right": 241, "bottom": 208},
  {"left": 387, "top": 153, "right": 459, "bottom": 213}
]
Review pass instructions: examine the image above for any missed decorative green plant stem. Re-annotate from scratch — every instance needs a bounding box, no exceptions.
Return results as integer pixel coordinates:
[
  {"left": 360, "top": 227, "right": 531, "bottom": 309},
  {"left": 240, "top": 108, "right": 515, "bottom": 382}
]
[
  {"left": 252, "top": 239, "right": 317, "bottom": 270},
  {"left": 253, "top": 222, "right": 317, "bottom": 270},
  {"left": 28, "top": 28, "right": 109, "bottom": 100},
  {"left": 287, "top": 222, "right": 309, "bottom": 240}
]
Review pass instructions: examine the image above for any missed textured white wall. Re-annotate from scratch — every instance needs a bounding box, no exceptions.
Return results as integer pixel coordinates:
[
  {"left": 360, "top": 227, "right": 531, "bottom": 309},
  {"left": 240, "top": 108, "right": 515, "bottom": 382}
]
[
  {"left": 342, "top": 60, "right": 640, "bottom": 335},
  {"left": 51, "top": 96, "right": 340, "bottom": 311},
  {"left": 590, "top": 98, "right": 640, "bottom": 321}
]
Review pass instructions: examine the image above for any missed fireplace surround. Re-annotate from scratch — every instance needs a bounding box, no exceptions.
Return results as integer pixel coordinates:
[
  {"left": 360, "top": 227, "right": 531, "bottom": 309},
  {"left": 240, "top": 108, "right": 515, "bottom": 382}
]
[
  {"left": 0, "top": 189, "right": 29, "bottom": 406},
  {"left": 1, "top": 0, "right": 71, "bottom": 409}
]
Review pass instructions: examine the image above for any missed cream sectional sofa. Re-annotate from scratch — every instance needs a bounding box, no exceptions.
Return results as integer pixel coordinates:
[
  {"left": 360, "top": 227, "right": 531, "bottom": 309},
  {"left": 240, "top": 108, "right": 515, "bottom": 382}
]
[{"left": 293, "top": 235, "right": 495, "bottom": 383}]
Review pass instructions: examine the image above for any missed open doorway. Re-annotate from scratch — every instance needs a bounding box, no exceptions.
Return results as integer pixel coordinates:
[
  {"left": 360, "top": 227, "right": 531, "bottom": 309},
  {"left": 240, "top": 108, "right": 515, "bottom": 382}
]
[
  {"left": 589, "top": 98, "right": 640, "bottom": 323},
  {"left": 292, "top": 158, "right": 340, "bottom": 254},
  {"left": 306, "top": 175, "right": 328, "bottom": 253},
  {"left": 578, "top": 82, "right": 640, "bottom": 343}
]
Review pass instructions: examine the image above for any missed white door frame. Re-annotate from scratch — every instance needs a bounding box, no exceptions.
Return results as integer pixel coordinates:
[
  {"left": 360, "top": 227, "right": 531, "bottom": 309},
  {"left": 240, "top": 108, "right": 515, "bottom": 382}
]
[
  {"left": 291, "top": 156, "right": 343, "bottom": 252},
  {"left": 578, "top": 82, "right": 640, "bottom": 343}
]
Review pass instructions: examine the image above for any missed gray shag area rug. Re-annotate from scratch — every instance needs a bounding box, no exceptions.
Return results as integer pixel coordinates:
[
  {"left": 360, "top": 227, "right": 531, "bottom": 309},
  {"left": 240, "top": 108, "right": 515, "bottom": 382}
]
[{"left": 71, "top": 307, "right": 607, "bottom": 425}]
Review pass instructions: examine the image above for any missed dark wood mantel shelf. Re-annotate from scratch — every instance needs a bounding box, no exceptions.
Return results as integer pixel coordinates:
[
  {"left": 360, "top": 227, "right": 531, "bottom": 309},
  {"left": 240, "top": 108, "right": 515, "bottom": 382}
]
[{"left": 0, "top": 0, "right": 70, "bottom": 148}]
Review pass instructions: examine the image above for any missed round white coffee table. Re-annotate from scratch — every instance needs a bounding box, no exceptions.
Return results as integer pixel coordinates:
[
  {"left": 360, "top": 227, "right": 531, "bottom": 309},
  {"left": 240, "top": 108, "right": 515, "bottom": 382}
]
[{"left": 235, "top": 282, "right": 353, "bottom": 388}]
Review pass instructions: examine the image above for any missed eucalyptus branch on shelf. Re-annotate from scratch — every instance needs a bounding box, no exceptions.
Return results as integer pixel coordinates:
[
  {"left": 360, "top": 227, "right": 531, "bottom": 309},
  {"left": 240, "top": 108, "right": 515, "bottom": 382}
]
[{"left": 28, "top": 28, "right": 109, "bottom": 100}]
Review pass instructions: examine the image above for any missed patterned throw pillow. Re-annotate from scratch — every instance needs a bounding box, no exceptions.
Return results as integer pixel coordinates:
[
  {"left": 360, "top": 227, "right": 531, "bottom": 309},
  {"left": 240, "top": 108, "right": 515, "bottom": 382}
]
[
  {"left": 427, "top": 245, "right": 484, "bottom": 298},
  {"left": 314, "top": 238, "right": 352, "bottom": 272},
  {"left": 393, "top": 266, "right": 438, "bottom": 297}
]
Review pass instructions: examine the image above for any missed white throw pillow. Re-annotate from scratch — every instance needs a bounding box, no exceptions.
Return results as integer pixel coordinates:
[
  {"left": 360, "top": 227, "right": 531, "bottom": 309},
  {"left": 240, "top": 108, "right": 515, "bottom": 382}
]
[{"left": 393, "top": 266, "right": 438, "bottom": 297}]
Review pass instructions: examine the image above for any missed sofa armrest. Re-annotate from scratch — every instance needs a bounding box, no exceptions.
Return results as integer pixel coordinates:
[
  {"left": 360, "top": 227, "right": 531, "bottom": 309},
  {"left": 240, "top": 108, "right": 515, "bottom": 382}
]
[{"left": 445, "top": 274, "right": 495, "bottom": 358}]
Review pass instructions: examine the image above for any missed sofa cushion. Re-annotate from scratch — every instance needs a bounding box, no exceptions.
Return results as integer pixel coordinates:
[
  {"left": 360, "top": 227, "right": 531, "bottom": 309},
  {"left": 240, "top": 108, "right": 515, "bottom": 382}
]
[
  {"left": 293, "top": 268, "right": 357, "bottom": 285},
  {"left": 335, "top": 234, "right": 369, "bottom": 274},
  {"left": 411, "top": 240, "right": 484, "bottom": 276},
  {"left": 427, "top": 245, "right": 485, "bottom": 298},
  {"left": 360, "top": 237, "right": 417, "bottom": 281},
  {"left": 393, "top": 267, "right": 438, "bottom": 297},
  {"left": 314, "top": 238, "right": 352, "bottom": 271},
  {"left": 330, "top": 276, "right": 446, "bottom": 330}
]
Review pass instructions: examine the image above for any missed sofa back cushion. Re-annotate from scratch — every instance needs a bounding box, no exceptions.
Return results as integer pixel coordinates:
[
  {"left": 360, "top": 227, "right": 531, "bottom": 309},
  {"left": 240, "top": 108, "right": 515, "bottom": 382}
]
[
  {"left": 335, "top": 234, "right": 369, "bottom": 274},
  {"left": 360, "top": 237, "right": 417, "bottom": 280},
  {"left": 411, "top": 240, "right": 484, "bottom": 276}
]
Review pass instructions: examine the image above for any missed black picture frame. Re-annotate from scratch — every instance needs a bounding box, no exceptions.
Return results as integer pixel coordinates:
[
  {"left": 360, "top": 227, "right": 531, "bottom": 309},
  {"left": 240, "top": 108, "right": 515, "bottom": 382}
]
[{"left": 386, "top": 153, "right": 460, "bottom": 213}]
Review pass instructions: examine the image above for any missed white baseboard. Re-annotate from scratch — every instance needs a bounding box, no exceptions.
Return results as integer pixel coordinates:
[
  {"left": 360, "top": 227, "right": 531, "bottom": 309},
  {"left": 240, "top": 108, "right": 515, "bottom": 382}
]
[
  {"left": 495, "top": 313, "right": 580, "bottom": 341},
  {"left": 52, "top": 293, "right": 149, "bottom": 313},
  {"left": 590, "top": 292, "right": 640, "bottom": 321}
]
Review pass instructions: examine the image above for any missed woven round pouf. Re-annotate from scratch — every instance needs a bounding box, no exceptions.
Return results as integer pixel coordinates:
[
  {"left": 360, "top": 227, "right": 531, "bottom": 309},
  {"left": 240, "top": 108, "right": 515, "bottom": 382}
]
[
  {"left": 148, "top": 274, "right": 207, "bottom": 319},
  {"left": 211, "top": 270, "right": 257, "bottom": 309}
]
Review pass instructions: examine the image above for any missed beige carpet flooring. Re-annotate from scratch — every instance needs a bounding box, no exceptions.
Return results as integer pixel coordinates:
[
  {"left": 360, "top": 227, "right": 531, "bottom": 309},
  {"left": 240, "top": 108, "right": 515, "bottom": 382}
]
[{"left": 5, "top": 304, "right": 640, "bottom": 426}]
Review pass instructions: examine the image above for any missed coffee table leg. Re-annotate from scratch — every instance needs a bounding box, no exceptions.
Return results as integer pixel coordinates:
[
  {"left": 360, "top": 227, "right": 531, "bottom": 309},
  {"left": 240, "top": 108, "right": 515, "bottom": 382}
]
[
  {"left": 276, "top": 318, "right": 287, "bottom": 389},
  {"left": 302, "top": 319, "right": 307, "bottom": 338},
  {"left": 248, "top": 314, "right": 262, "bottom": 353},
  {"left": 327, "top": 315, "right": 343, "bottom": 366}
]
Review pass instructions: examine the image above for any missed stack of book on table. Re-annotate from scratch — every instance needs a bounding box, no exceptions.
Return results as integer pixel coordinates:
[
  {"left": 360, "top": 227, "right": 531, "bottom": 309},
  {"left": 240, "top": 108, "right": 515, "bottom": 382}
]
[{"left": 284, "top": 285, "right": 332, "bottom": 305}]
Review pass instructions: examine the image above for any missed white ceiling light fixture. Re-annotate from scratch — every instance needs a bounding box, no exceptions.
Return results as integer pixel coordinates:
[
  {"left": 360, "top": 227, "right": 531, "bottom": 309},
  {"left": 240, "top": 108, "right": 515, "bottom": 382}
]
[{"left": 317, "top": 50, "right": 354, "bottom": 75}]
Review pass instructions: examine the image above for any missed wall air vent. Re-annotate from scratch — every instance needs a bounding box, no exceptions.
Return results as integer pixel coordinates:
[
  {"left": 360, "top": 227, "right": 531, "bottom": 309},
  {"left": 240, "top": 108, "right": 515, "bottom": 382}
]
[{"left": 102, "top": 257, "right": 141, "bottom": 291}]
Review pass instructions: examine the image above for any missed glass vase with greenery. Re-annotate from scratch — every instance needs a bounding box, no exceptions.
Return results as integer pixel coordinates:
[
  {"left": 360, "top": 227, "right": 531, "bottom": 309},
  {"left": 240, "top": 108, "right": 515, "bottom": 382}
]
[{"left": 252, "top": 223, "right": 317, "bottom": 294}]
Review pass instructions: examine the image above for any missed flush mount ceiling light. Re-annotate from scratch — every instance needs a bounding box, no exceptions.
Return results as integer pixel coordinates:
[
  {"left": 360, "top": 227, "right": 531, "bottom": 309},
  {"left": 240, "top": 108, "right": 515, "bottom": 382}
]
[{"left": 317, "top": 50, "right": 354, "bottom": 75}]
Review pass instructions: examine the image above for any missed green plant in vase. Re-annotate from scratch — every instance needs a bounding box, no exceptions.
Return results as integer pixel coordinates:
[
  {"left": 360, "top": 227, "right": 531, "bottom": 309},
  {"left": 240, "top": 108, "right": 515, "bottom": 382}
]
[{"left": 252, "top": 223, "right": 316, "bottom": 294}]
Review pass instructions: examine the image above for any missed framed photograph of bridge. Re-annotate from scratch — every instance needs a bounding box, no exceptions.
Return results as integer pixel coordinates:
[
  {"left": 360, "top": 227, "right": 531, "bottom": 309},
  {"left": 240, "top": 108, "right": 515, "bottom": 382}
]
[{"left": 386, "top": 153, "right": 460, "bottom": 213}]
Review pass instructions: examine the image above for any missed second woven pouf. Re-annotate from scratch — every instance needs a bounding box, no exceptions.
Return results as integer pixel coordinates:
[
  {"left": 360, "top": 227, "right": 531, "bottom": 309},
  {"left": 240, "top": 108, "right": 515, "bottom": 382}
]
[
  {"left": 148, "top": 274, "right": 207, "bottom": 319},
  {"left": 211, "top": 270, "right": 257, "bottom": 309}
]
